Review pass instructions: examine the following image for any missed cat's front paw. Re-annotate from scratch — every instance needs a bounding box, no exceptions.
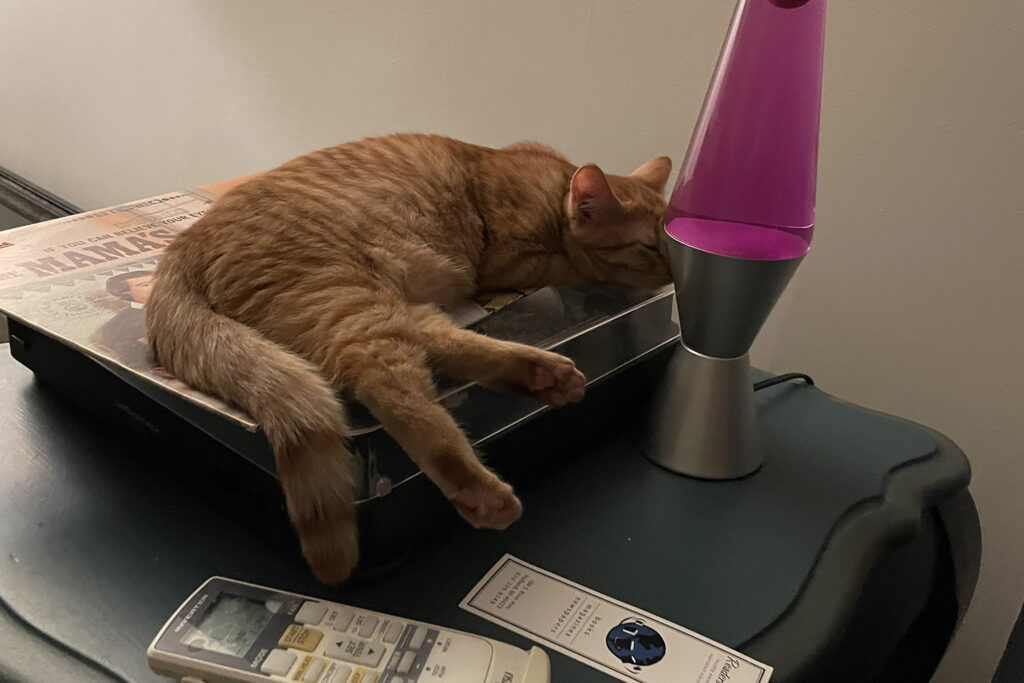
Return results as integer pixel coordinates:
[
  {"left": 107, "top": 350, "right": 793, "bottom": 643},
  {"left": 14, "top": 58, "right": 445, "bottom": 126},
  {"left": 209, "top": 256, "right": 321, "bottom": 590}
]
[
  {"left": 522, "top": 351, "right": 586, "bottom": 407},
  {"left": 449, "top": 475, "right": 523, "bottom": 530}
]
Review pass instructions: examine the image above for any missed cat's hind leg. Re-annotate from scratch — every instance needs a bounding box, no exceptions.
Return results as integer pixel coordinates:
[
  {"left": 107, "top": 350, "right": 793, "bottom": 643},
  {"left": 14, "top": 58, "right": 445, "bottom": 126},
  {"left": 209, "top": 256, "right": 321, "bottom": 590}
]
[
  {"left": 304, "top": 300, "right": 523, "bottom": 531},
  {"left": 146, "top": 275, "right": 359, "bottom": 585}
]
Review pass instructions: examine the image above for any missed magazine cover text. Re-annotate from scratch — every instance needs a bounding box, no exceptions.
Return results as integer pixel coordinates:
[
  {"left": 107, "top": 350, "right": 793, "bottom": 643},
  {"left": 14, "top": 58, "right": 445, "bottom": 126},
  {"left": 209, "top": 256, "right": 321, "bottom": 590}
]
[{"left": 0, "top": 189, "right": 257, "bottom": 428}]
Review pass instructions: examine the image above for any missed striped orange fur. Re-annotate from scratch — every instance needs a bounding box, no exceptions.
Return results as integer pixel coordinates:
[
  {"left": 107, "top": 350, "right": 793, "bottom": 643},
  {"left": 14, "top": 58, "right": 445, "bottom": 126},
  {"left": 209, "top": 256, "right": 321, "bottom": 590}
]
[{"left": 147, "top": 134, "right": 672, "bottom": 582}]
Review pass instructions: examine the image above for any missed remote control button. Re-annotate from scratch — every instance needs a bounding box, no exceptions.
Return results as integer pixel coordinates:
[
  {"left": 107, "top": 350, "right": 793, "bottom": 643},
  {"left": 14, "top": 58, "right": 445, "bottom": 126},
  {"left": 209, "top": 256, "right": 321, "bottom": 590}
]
[
  {"left": 293, "top": 655, "right": 323, "bottom": 682},
  {"left": 333, "top": 607, "right": 355, "bottom": 632},
  {"left": 391, "top": 678, "right": 406, "bottom": 683},
  {"left": 408, "top": 626, "right": 426, "bottom": 649},
  {"left": 383, "top": 621, "right": 404, "bottom": 644},
  {"left": 279, "top": 624, "right": 324, "bottom": 652},
  {"left": 301, "top": 657, "right": 327, "bottom": 682},
  {"left": 352, "top": 670, "right": 378, "bottom": 683},
  {"left": 323, "top": 637, "right": 385, "bottom": 668},
  {"left": 321, "top": 663, "right": 353, "bottom": 683},
  {"left": 295, "top": 601, "right": 329, "bottom": 625},
  {"left": 260, "top": 649, "right": 297, "bottom": 676},
  {"left": 357, "top": 615, "right": 379, "bottom": 638},
  {"left": 396, "top": 650, "right": 416, "bottom": 675}
]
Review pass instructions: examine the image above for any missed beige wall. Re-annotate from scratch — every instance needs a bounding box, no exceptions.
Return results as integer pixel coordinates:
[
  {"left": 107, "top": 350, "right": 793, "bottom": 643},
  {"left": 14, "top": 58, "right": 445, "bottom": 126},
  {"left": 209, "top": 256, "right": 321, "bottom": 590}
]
[
  {"left": 2, "top": 1, "right": 1021, "bottom": 679},
  {"left": 753, "top": 3, "right": 1024, "bottom": 680}
]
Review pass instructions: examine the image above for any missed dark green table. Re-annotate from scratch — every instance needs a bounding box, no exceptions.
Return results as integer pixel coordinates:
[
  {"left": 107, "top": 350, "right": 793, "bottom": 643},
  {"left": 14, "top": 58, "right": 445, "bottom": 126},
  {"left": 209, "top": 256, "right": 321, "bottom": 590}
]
[{"left": 0, "top": 345, "right": 979, "bottom": 682}]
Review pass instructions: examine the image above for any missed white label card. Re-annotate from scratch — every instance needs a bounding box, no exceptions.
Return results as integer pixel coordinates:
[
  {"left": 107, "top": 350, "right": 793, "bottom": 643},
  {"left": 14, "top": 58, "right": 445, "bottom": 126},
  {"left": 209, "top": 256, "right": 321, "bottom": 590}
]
[{"left": 460, "top": 555, "right": 771, "bottom": 683}]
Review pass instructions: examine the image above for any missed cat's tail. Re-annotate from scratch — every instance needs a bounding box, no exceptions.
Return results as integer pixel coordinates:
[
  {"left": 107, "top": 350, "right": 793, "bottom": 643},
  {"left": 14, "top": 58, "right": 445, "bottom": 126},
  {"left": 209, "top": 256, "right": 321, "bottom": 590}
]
[{"left": 146, "top": 264, "right": 359, "bottom": 583}]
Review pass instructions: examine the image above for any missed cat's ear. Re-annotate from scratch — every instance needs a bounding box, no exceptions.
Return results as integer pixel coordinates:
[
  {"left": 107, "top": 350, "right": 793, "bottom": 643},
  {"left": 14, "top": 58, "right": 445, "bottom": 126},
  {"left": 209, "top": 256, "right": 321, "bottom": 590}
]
[
  {"left": 630, "top": 156, "right": 673, "bottom": 193},
  {"left": 570, "top": 164, "right": 625, "bottom": 224}
]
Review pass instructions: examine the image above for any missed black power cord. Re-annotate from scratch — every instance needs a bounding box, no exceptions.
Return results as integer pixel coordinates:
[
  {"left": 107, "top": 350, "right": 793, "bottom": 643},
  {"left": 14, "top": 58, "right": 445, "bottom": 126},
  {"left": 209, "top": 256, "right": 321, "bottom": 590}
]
[{"left": 754, "top": 372, "right": 815, "bottom": 392}]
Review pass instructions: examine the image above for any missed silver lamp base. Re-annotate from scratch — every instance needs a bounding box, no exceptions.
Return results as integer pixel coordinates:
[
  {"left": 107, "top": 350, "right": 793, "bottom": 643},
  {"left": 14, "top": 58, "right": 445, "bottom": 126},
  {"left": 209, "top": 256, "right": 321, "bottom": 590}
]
[
  {"left": 632, "top": 341, "right": 762, "bottom": 480},
  {"left": 636, "top": 218, "right": 807, "bottom": 480}
]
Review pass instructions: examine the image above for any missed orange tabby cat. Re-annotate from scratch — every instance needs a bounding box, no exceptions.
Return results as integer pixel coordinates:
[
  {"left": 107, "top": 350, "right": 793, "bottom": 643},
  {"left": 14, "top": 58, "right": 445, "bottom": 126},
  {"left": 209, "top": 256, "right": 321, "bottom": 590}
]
[{"left": 146, "top": 134, "right": 672, "bottom": 582}]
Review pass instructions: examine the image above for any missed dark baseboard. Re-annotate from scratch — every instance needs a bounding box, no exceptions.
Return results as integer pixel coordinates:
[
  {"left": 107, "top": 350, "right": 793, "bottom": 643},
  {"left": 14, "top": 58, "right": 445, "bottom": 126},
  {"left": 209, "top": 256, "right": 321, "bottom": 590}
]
[{"left": 0, "top": 166, "right": 80, "bottom": 224}]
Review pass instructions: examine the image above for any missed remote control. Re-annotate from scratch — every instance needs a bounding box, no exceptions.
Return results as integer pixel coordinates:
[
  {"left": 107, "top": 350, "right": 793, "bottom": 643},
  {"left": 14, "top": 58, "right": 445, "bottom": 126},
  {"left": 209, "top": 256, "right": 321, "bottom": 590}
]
[{"left": 148, "top": 577, "right": 550, "bottom": 683}]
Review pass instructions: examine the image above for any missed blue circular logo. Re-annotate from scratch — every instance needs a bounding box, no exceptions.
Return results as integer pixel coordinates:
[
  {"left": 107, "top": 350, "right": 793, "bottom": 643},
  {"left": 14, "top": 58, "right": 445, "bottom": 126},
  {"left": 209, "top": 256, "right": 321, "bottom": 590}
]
[{"left": 606, "top": 619, "right": 666, "bottom": 667}]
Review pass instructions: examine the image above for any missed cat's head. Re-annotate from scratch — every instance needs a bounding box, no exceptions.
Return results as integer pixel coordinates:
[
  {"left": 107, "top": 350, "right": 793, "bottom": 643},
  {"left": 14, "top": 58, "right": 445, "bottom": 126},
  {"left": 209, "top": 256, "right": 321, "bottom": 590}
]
[{"left": 563, "top": 156, "right": 674, "bottom": 289}]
